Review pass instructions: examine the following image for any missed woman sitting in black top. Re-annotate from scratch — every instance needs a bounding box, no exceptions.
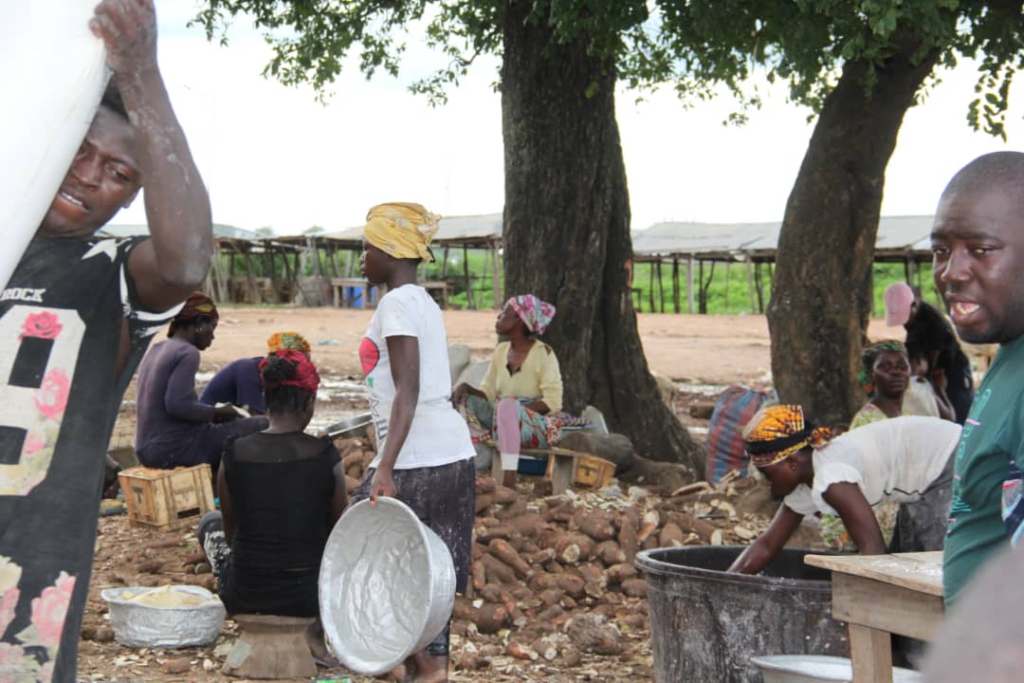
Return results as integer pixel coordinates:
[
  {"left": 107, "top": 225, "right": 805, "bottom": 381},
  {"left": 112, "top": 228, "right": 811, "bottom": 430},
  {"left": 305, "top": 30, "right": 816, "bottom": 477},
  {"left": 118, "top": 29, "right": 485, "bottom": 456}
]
[{"left": 198, "top": 349, "right": 346, "bottom": 627}]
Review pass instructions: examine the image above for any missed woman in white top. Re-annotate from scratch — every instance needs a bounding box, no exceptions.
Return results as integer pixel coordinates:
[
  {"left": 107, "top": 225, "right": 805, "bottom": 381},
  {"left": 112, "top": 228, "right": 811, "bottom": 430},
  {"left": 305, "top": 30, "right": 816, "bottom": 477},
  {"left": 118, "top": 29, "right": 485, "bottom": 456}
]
[
  {"left": 729, "top": 405, "right": 960, "bottom": 575},
  {"left": 352, "top": 202, "right": 476, "bottom": 683}
]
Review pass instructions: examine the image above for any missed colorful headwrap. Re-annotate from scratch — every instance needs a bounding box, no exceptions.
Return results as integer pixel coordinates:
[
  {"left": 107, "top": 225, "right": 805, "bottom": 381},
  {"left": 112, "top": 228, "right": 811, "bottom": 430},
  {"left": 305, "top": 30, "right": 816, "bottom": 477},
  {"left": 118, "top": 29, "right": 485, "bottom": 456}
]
[
  {"left": 363, "top": 202, "right": 440, "bottom": 263},
  {"left": 858, "top": 340, "right": 908, "bottom": 393},
  {"left": 507, "top": 294, "right": 556, "bottom": 335},
  {"left": 259, "top": 349, "right": 320, "bottom": 394},
  {"left": 744, "top": 404, "right": 834, "bottom": 468},
  {"left": 266, "top": 331, "right": 311, "bottom": 355},
  {"left": 169, "top": 291, "right": 218, "bottom": 335},
  {"left": 175, "top": 292, "right": 218, "bottom": 322}
]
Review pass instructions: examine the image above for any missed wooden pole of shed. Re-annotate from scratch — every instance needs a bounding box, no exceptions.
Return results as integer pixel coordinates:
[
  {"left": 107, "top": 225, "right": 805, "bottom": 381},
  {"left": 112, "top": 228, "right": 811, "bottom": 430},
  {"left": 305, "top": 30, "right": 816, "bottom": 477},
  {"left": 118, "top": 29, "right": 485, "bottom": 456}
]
[
  {"left": 491, "top": 242, "right": 501, "bottom": 309},
  {"left": 243, "top": 250, "right": 261, "bottom": 304},
  {"left": 697, "top": 260, "right": 704, "bottom": 314},
  {"left": 724, "top": 262, "right": 731, "bottom": 312},
  {"left": 463, "top": 244, "right": 476, "bottom": 310},
  {"left": 211, "top": 244, "right": 228, "bottom": 302},
  {"left": 648, "top": 261, "right": 655, "bottom": 313},
  {"left": 309, "top": 238, "right": 322, "bottom": 277},
  {"left": 672, "top": 258, "right": 680, "bottom": 314},
  {"left": 754, "top": 262, "right": 766, "bottom": 313},
  {"left": 327, "top": 244, "right": 340, "bottom": 277},
  {"left": 655, "top": 260, "right": 665, "bottom": 313},
  {"left": 687, "top": 256, "right": 695, "bottom": 314},
  {"left": 266, "top": 249, "right": 281, "bottom": 302},
  {"left": 281, "top": 247, "right": 296, "bottom": 303},
  {"left": 747, "top": 260, "right": 756, "bottom": 313}
]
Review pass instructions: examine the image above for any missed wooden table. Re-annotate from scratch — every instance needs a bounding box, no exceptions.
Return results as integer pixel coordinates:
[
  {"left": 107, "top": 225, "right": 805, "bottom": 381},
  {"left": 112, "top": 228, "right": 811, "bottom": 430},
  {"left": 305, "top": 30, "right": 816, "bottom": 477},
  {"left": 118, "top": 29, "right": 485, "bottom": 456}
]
[
  {"left": 330, "top": 277, "right": 377, "bottom": 309},
  {"left": 490, "top": 446, "right": 583, "bottom": 495},
  {"left": 331, "top": 278, "right": 448, "bottom": 309},
  {"left": 420, "top": 280, "right": 450, "bottom": 309},
  {"left": 805, "top": 552, "right": 945, "bottom": 683}
]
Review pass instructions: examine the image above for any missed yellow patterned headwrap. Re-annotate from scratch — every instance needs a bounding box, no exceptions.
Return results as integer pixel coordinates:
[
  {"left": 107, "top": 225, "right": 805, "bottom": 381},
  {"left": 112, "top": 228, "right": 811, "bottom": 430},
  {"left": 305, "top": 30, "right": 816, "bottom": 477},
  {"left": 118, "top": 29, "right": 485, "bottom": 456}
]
[
  {"left": 363, "top": 202, "right": 440, "bottom": 263},
  {"left": 266, "top": 331, "right": 311, "bottom": 355},
  {"left": 744, "top": 404, "right": 834, "bottom": 467}
]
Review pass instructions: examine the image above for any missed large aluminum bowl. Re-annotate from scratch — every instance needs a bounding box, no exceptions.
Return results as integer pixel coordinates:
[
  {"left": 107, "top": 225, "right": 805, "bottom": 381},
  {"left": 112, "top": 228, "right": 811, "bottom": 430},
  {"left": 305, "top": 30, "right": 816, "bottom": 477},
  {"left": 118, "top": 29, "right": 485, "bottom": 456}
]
[
  {"left": 750, "top": 655, "right": 921, "bottom": 683},
  {"left": 101, "top": 585, "right": 225, "bottom": 648},
  {"left": 319, "top": 497, "right": 456, "bottom": 675}
]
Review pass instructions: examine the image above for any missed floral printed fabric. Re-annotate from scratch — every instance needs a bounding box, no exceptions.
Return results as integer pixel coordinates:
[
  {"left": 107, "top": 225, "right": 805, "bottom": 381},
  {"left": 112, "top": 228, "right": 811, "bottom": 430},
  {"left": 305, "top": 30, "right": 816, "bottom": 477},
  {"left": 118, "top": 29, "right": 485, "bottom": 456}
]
[
  {"left": 507, "top": 295, "right": 556, "bottom": 335},
  {"left": 820, "top": 404, "right": 897, "bottom": 551},
  {"left": 0, "top": 555, "right": 76, "bottom": 682},
  {"left": 0, "top": 236, "right": 181, "bottom": 682},
  {"left": 820, "top": 503, "right": 899, "bottom": 552},
  {"left": 464, "top": 395, "right": 562, "bottom": 451}
]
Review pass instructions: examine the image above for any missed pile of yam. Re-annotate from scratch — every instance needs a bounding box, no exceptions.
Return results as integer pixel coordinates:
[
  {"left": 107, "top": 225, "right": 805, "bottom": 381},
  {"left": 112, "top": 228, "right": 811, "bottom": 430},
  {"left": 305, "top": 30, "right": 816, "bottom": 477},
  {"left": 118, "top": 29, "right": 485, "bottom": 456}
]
[{"left": 334, "top": 436, "right": 766, "bottom": 672}]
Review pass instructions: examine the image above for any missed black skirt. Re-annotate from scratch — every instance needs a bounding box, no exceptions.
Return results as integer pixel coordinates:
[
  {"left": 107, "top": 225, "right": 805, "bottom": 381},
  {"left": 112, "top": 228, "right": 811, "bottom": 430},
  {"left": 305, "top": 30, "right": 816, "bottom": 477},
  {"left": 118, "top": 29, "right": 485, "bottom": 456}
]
[{"left": 353, "top": 458, "right": 476, "bottom": 592}]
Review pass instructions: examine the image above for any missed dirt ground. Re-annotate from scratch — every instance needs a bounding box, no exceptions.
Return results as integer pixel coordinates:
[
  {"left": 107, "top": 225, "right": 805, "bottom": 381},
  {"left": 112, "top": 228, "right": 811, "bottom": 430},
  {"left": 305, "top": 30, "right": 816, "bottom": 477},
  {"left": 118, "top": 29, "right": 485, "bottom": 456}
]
[
  {"left": 199, "top": 307, "right": 789, "bottom": 384},
  {"left": 84, "top": 309, "right": 893, "bottom": 683},
  {"left": 176, "top": 306, "right": 902, "bottom": 384}
]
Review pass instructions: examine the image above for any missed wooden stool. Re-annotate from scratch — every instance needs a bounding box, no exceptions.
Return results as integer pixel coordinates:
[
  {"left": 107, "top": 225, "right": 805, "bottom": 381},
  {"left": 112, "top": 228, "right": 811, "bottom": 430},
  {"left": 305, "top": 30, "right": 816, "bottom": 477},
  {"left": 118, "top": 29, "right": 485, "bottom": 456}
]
[{"left": 222, "top": 614, "right": 317, "bottom": 679}]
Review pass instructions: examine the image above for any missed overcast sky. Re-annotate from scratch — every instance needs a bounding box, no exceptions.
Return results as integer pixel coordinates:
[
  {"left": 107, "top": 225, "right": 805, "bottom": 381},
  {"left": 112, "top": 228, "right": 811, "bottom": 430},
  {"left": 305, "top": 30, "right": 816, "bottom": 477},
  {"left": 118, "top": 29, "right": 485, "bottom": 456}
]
[{"left": 111, "top": 3, "right": 1024, "bottom": 235}]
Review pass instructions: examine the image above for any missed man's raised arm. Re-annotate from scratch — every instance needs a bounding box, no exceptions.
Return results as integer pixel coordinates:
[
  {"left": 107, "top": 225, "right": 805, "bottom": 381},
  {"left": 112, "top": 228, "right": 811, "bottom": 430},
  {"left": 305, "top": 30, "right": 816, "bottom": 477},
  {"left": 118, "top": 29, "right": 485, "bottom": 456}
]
[{"left": 92, "top": 0, "right": 213, "bottom": 311}]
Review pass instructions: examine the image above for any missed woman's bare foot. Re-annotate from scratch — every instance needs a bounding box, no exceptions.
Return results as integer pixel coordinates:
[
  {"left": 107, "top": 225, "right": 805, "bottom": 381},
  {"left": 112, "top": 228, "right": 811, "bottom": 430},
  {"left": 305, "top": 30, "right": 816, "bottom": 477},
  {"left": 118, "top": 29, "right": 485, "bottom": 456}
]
[{"left": 409, "top": 651, "right": 447, "bottom": 683}]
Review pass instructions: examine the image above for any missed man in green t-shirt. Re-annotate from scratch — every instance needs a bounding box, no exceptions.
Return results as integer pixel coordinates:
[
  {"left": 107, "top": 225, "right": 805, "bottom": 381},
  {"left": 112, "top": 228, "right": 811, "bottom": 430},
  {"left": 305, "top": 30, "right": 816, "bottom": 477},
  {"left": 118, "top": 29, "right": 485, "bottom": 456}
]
[{"left": 933, "top": 151, "right": 1024, "bottom": 603}]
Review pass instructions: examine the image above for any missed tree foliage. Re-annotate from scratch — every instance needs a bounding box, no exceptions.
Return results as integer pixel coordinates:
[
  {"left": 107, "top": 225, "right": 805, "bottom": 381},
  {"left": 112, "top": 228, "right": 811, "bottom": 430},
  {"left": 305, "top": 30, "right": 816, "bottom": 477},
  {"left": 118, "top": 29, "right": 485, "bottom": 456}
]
[
  {"left": 653, "top": 0, "right": 1024, "bottom": 138},
  {"left": 193, "top": 0, "right": 666, "bottom": 105},
  {"left": 194, "top": 0, "right": 712, "bottom": 469}
]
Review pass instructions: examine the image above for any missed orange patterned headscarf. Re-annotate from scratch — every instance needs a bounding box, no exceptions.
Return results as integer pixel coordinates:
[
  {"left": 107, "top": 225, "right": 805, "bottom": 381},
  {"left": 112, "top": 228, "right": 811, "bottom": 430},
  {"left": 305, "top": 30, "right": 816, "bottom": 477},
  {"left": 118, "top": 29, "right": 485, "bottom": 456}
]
[
  {"left": 266, "top": 331, "right": 311, "bottom": 356},
  {"left": 744, "top": 404, "right": 834, "bottom": 467}
]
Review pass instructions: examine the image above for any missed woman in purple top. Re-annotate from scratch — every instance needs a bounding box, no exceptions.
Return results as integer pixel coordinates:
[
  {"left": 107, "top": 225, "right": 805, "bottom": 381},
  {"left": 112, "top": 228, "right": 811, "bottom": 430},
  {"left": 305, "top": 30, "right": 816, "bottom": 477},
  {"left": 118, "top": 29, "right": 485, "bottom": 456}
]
[
  {"left": 200, "top": 357, "right": 263, "bottom": 413},
  {"left": 199, "top": 331, "right": 312, "bottom": 415},
  {"left": 134, "top": 293, "right": 267, "bottom": 471}
]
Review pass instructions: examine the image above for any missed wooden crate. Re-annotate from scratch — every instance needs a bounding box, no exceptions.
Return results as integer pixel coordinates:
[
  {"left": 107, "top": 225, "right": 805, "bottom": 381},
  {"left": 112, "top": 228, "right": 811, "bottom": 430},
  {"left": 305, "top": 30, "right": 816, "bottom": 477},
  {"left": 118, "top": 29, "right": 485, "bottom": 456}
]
[
  {"left": 573, "top": 454, "right": 615, "bottom": 489},
  {"left": 542, "top": 448, "right": 616, "bottom": 492},
  {"left": 118, "top": 465, "right": 215, "bottom": 531}
]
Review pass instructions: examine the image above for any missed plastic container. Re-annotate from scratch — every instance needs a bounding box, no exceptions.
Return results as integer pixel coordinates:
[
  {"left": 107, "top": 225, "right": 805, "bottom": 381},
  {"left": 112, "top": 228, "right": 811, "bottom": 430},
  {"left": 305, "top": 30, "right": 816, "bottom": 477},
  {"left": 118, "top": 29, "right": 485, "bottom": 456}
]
[
  {"left": 751, "top": 655, "right": 921, "bottom": 683},
  {"left": 319, "top": 498, "right": 456, "bottom": 676},
  {"left": 101, "top": 585, "right": 225, "bottom": 648},
  {"left": 636, "top": 546, "right": 848, "bottom": 683},
  {"left": 517, "top": 454, "right": 548, "bottom": 475}
]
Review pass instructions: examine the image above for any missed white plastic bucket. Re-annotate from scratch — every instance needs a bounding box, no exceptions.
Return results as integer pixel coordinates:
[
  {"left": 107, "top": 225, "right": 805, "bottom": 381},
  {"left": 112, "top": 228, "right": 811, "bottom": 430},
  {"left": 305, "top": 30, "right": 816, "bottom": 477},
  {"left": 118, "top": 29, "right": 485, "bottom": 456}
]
[
  {"left": 0, "top": 1, "right": 108, "bottom": 288},
  {"left": 319, "top": 497, "right": 456, "bottom": 675}
]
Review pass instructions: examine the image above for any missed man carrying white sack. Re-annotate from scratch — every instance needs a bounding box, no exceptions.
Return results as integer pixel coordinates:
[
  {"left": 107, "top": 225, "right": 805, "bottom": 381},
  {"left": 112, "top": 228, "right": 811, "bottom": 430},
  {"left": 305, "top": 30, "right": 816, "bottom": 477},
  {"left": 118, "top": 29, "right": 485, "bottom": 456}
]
[{"left": 0, "top": 1, "right": 211, "bottom": 680}]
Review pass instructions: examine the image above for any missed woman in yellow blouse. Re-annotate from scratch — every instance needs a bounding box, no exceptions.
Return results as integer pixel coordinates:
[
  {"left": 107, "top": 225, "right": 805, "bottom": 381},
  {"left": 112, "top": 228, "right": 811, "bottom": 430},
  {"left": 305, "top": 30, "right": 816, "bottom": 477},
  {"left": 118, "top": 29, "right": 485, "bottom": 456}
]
[{"left": 452, "top": 294, "right": 562, "bottom": 488}]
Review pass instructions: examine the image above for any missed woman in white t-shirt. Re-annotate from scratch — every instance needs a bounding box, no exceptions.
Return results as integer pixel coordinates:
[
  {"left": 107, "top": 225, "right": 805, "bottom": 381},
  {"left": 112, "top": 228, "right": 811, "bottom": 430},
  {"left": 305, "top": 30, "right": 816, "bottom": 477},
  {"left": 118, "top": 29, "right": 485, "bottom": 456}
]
[
  {"left": 729, "top": 405, "right": 961, "bottom": 575},
  {"left": 352, "top": 202, "right": 476, "bottom": 683}
]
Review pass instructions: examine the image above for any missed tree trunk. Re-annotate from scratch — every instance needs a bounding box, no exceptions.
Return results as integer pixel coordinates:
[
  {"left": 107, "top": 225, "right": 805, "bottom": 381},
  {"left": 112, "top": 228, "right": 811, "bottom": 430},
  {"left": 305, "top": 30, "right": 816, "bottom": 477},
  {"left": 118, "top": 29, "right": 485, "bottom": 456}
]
[
  {"left": 767, "top": 46, "right": 941, "bottom": 427},
  {"left": 501, "top": 0, "right": 703, "bottom": 474}
]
